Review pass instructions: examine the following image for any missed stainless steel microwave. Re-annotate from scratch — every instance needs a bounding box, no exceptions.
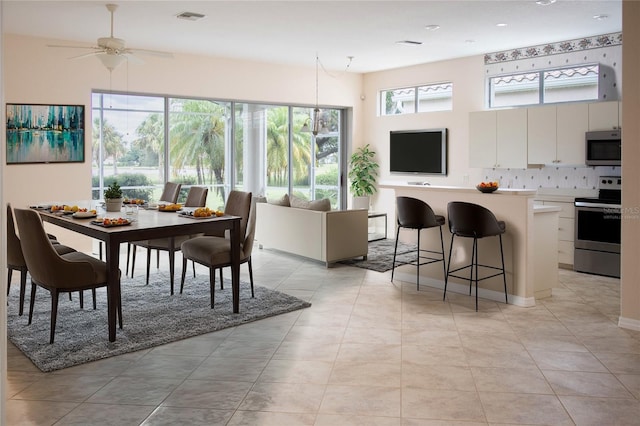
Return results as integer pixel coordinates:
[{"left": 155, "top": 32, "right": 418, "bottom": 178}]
[{"left": 585, "top": 130, "right": 621, "bottom": 166}]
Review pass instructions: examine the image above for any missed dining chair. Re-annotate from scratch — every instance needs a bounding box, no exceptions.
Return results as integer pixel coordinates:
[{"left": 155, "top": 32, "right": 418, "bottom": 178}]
[
  {"left": 13, "top": 208, "right": 122, "bottom": 344},
  {"left": 129, "top": 186, "right": 208, "bottom": 294},
  {"left": 180, "top": 190, "right": 254, "bottom": 308},
  {"left": 6, "top": 204, "right": 84, "bottom": 316}
]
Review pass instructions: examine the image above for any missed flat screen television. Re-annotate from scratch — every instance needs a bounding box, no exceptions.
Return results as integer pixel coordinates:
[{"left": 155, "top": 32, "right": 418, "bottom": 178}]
[{"left": 389, "top": 128, "right": 447, "bottom": 175}]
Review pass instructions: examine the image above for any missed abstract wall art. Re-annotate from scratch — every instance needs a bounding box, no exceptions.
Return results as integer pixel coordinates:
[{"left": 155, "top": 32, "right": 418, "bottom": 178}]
[{"left": 6, "top": 103, "right": 85, "bottom": 164}]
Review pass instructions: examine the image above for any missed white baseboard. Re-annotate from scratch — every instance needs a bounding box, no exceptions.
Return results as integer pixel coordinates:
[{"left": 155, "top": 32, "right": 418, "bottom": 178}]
[
  {"left": 618, "top": 316, "right": 640, "bottom": 331},
  {"left": 394, "top": 271, "right": 537, "bottom": 307}
]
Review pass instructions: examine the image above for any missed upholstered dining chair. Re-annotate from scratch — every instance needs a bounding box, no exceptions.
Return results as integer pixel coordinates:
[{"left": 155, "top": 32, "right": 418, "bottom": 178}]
[
  {"left": 129, "top": 186, "right": 208, "bottom": 293},
  {"left": 180, "top": 190, "right": 254, "bottom": 308},
  {"left": 6, "top": 204, "right": 81, "bottom": 316},
  {"left": 13, "top": 208, "right": 121, "bottom": 344}
]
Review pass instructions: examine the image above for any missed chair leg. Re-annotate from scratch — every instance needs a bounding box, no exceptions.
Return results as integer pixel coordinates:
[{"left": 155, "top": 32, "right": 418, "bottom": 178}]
[
  {"left": 469, "top": 238, "right": 476, "bottom": 296},
  {"left": 248, "top": 258, "right": 255, "bottom": 298},
  {"left": 391, "top": 227, "right": 401, "bottom": 282},
  {"left": 7, "top": 269, "right": 11, "bottom": 296},
  {"left": 192, "top": 260, "right": 196, "bottom": 278},
  {"left": 156, "top": 249, "right": 160, "bottom": 269},
  {"left": 99, "top": 241, "right": 103, "bottom": 260},
  {"left": 131, "top": 245, "right": 137, "bottom": 278},
  {"left": 219, "top": 269, "right": 224, "bottom": 290},
  {"left": 499, "top": 234, "right": 508, "bottom": 305},
  {"left": 444, "top": 234, "right": 455, "bottom": 301},
  {"left": 19, "top": 271, "right": 27, "bottom": 317},
  {"left": 79, "top": 290, "right": 84, "bottom": 309},
  {"left": 118, "top": 283, "right": 123, "bottom": 329},
  {"left": 209, "top": 267, "right": 215, "bottom": 308},
  {"left": 439, "top": 226, "right": 447, "bottom": 290},
  {"left": 126, "top": 243, "right": 131, "bottom": 276},
  {"left": 28, "top": 283, "right": 37, "bottom": 325},
  {"left": 180, "top": 257, "right": 188, "bottom": 294},
  {"left": 416, "top": 229, "right": 421, "bottom": 291},
  {"left": 145, "top": 248, "right": 152, "bottom": 285},
  {"left": 169, "top": 249, "right": 175, "bottom": 295},
  {"left": 473, "top": 237, "right": 479, "bottom": 312},
  {"left": 92, "top": 288, "right": 97, "bottom": 310},
  {"left": 50, "top": 289, "right": 60, "bottom": 344}
]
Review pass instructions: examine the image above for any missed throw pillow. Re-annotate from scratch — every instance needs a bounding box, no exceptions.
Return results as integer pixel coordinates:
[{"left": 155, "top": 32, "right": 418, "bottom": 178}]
[
  {"left": 308, "top": 198, "right": 331, "bottom": 212},
  {"left": 268, "top": 194, "right": 290, "bottom": 207},
  {"left": 289, "top": 194, "right": 310, "bottom": 209}
]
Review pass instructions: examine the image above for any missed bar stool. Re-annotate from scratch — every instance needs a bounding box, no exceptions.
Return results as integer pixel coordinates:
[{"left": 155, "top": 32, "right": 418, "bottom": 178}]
[
  {"left": 445, "top": 201, "right": 508, "bottom": 311},
  {"left": 392, "top": 197, "right": 447, "bottom": 291}
]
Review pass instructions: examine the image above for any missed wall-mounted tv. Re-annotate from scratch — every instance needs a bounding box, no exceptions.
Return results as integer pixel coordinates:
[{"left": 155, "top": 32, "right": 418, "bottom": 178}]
[{"left": 390, "top": 128, "right": 447, "bottom": 175}]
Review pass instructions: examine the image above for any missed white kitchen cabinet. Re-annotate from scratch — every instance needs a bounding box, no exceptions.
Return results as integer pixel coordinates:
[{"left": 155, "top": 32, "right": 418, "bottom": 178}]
[
  {"left": 527, "top": 105, "right": 557, "bottom": 164},
  {"left": 556, "top": 103, "right": 588, "bottom": 165},
  {"left": 588, "top": 101, "right": 621, "bottom": 130},
  {"left": 497, "top": 108, "right": 528, "bottom": 168},
  {"left": 469, "top": 110, "right": 497, "bottom": 168},
  {"left": 469, "top": 109, "right": 527, "bottom": 168},
  {"left": 534, "top": 197, "right": 575, "bottom": 267}
]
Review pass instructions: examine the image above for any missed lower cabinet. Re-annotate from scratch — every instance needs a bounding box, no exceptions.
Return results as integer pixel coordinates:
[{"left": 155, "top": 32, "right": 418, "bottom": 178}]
[{"left": 534, "top": 197, "right": 575, "bottom": 267}]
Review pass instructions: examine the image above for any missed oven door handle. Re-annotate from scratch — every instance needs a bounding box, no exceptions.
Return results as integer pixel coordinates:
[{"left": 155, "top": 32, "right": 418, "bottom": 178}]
[{"left": 575, "top": 201, "right": 621, "bottom": 209}]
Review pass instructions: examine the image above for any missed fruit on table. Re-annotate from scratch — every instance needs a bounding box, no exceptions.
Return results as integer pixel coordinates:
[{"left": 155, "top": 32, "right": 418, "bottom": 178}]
[
  {"left": 478, "top": 181, "right": 499, "bottom": 188},
  {"left": 159, "top": 203, "right": 182, "bottom": 211},
  {"left": 193, "top": 207, "right": 214, "bottom": 217}
]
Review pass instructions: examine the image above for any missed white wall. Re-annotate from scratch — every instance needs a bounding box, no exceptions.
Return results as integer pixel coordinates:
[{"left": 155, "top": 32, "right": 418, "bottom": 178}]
[{"left": 3, "top": 34, "right": 364, "bottom": 248}]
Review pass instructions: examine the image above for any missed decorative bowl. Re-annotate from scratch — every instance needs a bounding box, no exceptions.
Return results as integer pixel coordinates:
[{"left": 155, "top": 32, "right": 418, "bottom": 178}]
[{"left": 476, "top": 184, "right": 499, "bottom": 193}]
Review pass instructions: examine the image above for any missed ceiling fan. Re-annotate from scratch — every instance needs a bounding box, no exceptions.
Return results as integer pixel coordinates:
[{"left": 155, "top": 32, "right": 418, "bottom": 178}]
[{"left": 48, "top": 3, "right": 172, "bottom": 71}]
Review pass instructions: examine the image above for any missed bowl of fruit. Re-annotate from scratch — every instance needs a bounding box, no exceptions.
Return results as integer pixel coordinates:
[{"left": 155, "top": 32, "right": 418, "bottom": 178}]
[{"left": 476, "top": 181, "right": 499, "bottom": 193}]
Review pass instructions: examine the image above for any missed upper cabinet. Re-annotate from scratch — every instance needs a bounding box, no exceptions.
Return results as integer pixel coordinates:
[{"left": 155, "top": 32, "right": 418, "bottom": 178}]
[
  {"left": 469, "top": 109, "right": 527, "bottom": 168},
  {"left": 588, "top": 101, "right": 621, "bottom": 130},
  {"left": 470, "top": 100, "right": 620, "bottom": 168}
]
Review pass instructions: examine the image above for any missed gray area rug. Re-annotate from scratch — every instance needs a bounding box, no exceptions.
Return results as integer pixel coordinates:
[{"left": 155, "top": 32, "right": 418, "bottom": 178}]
[
  {"left": 339, "top": 239, "right": 418, "bottom": 272},
  {"left": 7, "top": 273, "right": 311, "bottom": 372}
]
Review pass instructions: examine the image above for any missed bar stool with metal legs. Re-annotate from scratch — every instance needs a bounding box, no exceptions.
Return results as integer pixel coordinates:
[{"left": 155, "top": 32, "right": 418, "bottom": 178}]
[
  {"left": 444, "top": 201, "right": 508, "bottom": 311},
  {"left": 391, "top": 196, "right": 447, "bottom": 291}
]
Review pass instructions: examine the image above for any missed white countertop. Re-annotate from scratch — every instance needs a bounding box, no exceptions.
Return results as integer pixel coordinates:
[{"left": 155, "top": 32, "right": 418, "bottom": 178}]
[
  {"left": 533, "top": 205, "right": 562, "bottom": 213},
  {"left": 380, "top": 181, "right": 537, "bottom": 196}
]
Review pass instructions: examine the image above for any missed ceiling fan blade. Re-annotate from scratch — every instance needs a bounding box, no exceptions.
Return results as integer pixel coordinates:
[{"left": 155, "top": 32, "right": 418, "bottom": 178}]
[
  {"left": 68, "top": 51, "right": 103, "bottom": 60},
  {"left": 127, "top": 48, "right": 173, "bottom": 58},
  {"left": 47, "top": 44, "right": 99, "bottom": 50},
  {"left": 123, "top": 53, "right": 145, "bottom": 64}
]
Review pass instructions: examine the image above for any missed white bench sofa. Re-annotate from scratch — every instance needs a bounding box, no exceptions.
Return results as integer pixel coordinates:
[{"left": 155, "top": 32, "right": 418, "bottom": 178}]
[{"left": 256, "top": 202, "right": 368, "bottom": 267}]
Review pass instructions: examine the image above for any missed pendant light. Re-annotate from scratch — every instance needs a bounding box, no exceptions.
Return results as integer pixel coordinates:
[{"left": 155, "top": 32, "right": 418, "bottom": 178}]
[{"left": 301, "top": 54, "right": 321, "bottom": 135}]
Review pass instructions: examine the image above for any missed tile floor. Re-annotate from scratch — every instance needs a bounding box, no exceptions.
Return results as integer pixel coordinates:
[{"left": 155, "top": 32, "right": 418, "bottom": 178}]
[{"left": 6, "top": 246, "right": 640, "bottom": 425}]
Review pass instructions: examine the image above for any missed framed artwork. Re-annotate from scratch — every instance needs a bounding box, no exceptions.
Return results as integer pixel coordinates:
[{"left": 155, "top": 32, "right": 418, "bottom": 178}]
[{"left": 6, "top": 103, "right": 85, "bottom": 164}]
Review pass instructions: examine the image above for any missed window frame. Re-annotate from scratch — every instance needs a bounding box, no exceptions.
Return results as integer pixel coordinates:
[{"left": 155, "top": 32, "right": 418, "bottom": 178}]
[{"left": 379, "top": 81, "right": 453, "bottom": 116}]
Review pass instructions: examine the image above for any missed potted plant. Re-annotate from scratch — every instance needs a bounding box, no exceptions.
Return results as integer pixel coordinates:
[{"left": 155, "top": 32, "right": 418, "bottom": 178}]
[
  {"left": 348, "top": 144, "right": 379, "bottom": 210},
  {"left": 104, "top": 181, "right": 124, "bottom": 212}
]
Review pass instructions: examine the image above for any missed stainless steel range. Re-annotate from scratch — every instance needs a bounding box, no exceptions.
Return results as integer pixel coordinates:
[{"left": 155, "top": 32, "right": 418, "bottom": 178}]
[{"left": 574, "top": 176, "right": 621, "bottom": 278}]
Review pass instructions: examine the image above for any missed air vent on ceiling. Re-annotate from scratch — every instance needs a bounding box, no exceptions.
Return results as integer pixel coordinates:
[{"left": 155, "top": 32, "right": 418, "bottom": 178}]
[
  {"left": 176, "top": 11, "right": 206, "bottom": 21},
  {"left": 395, "top": 40, "right": 423, "bottom": 46}
]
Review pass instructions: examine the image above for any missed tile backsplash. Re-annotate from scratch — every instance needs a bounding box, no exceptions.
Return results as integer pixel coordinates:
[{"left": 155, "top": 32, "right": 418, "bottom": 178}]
[{"left": 483, "top": 166, "right": 621, "bottom": 190}]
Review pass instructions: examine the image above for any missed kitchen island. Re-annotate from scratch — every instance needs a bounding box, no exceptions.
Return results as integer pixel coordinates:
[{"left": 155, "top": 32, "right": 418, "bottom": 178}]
[{"left": 380, "top": 182, "right": 560, "bottom": 307}]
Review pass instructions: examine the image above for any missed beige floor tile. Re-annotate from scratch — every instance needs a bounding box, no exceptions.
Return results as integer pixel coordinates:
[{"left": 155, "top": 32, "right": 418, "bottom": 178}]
[
  {"left": 343, "top": 326, "right": 402, "bottom": 345},
  {"left": 140, "top": 406, "right": 233, "bottom": 426},
  {"left": 463, "top": 346, "right": 537, "bottom": 369},
  {"left": 479, "top": 392, "right": 572, "bottom": 425},
  {"left": 209, "top": 337, "right": 282, "bottom": 359},
  {"left": 403, "top": 345, "right": 468, "bottom": 367},
  {"left": 272, "top": 340, "right": 341, "bottom": 361},
  {"left": 121, "top": 353, "right": 205, "bottom": 379},
  {"left": 6, "top": 399, "right": 80, "bottom": 426},
  {"left": 518, "top": 333, "right": 589, "bottom": 352},
  {"left": 257, "top": 359, "right": 333, "bottom": 384},
  {"left": 471, "top": 367, "right": 553, "bottom": 394},
  {"left": 401, "top": 329, "right": 462, "bottom": 347},
  {"left": 528, "top": 349, "right": 609, "bottom": 372},
  {"left": 12, "top": 374, "right": 113, "bottom": 402},
  {"left": 559, "top": 395, "right": 640, "bottom": 426},
  {"left": 617, "top": 374, "right": 640, "bottom": 399},
  {"left": 316, "top": 413, "right": 401, "bottom": 426},
  {"left": 227, "top": 410, "right": 316, "bottom": 426},
  {"left": 402, "top": 312, "right": 458, "bottom": 330},
  {"left": 189, "top": 357, "right": 268, "bottom": 382},
  {"left": 581, "top": 335, "right": 640, "bottom": 353},
  {"left": 329, "top": 361, "right": 402, "bottom": 387},
  {"left": 402, "top": 420, "right": 487, "bottom": 426},
  {"left": 402, "top": 363, "right": 475, "bottom": 391},
  {"left": 336, "top": 343, "right": 402, "bottom": 363},
  {"left": 401, "top": 387, "right": 485, "bottom": 422},
  {"left": 86, "top": 376, "right": 182, "bottom": 405},
  {"left": 459, "top": 332, "right": 523, "bottom": 352},
  {"left": 283, "top": 324, "right": 347, "bottom": 343},
  {"left": 160, "top": 379, "right": 252, "bottom": 409},
  {"left": 543, "top": 370, "right": 633, "bottom": 397},
  {"left": 238, "top": 382, "right": 326, "bottom": 413},
  {"left": 56, "top": 403, "right": 155, "bottom": 426},
  {"left": 593, "top": 352, "right": 640, "bottom": 374},
  {"left": 149, "top": 333, "right": 228, "bottom": 356},
  {"left": 320, "top": 384, "right": 401, "bottom": 417}
]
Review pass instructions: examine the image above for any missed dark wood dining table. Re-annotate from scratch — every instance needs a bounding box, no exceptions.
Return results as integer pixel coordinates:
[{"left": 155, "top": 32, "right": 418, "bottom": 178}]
[{"left": 37, "top": 207, "right": 242, "bottom": 342}]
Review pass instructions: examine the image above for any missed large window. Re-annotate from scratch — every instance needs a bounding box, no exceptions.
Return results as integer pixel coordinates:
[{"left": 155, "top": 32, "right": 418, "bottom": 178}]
[
  {"left": 489, "top": 64, "right": 599, "bottom": 108},
  {"left": 380, "top": 82, "right": 453, "bottom": 115},
  {"left": 92, "top": 92, "right": 345, "bottom": 209}
]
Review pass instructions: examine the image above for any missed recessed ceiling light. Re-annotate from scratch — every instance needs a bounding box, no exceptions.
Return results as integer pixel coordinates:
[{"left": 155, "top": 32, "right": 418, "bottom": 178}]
[
  {"left": 395, "top": 40, "right": 423, "bottom": 46},
  {"left": 425, "top": 24, "right": 440, "bottom": 31},
  {"left": 535, "top": 0, "right": 557, "bottom": 6},
  {"left": 176, "top": 11, "right": 206, "bottom": 21},
  {"left": 593, "top": 14, "right": 609, "bottom": 21},
  {"left": 496, "top": 23, "right": 508, "bottom": 27}
]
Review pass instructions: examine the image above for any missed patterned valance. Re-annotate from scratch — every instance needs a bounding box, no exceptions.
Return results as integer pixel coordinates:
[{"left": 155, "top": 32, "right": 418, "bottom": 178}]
[{"left": 484, "top": 32, "right": 622, "bottom": 65}]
